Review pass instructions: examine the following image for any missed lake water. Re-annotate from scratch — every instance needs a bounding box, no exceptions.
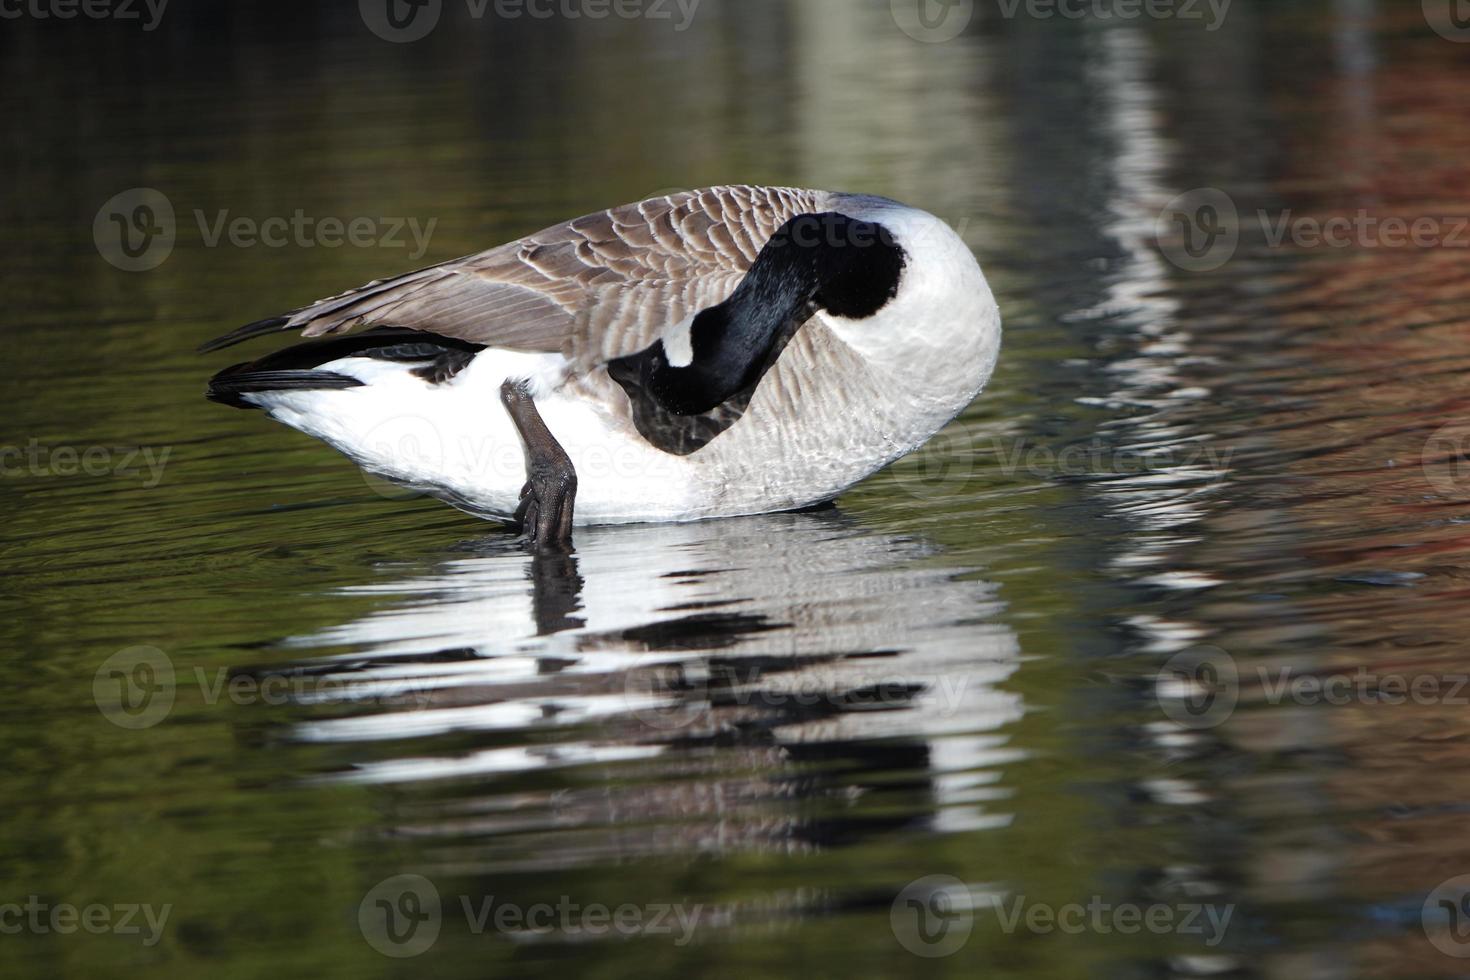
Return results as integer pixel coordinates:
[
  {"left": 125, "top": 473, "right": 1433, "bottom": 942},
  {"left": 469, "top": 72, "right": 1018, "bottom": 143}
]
[{"left": 6, "top": 0, "right": 1470, "bottom": 976}]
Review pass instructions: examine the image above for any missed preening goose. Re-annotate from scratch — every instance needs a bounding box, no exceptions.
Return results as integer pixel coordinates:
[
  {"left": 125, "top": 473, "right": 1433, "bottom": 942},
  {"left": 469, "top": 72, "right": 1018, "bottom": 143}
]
[{"left": 204, "top": 186, "right": 1001, "bottom": 548}]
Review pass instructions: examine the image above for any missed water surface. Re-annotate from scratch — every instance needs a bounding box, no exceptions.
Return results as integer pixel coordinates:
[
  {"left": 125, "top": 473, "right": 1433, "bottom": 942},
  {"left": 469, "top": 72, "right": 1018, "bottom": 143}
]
[{"left": 4, "top": 1, "right": 1470, "bottom": 976}]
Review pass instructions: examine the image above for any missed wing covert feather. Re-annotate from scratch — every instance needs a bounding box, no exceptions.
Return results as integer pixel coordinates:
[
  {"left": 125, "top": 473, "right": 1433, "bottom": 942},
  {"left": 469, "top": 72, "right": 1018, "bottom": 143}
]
[{"left": 211, "top": 186, "right": 830, "bottom": 363}]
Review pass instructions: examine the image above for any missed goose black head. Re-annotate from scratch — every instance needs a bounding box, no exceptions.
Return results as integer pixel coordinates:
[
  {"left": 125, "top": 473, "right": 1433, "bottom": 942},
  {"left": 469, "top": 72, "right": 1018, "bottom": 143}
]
[{"left": 773, "top": 211, "right": 909, "bottom": 320}]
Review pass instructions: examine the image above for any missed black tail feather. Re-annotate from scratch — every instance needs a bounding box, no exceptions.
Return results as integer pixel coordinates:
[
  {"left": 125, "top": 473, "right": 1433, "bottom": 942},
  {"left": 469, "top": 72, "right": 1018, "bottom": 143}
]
[
  {"left": 204, "top": 327, "right": 485, "bottom": 409},
  {"left": 206, "top": 369, "right": 364, "bottom": 410}
]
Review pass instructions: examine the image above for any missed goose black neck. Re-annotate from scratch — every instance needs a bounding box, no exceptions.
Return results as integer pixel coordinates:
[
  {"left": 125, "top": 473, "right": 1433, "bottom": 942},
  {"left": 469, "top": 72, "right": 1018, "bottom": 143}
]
[{"left": 643, "top": 212, "right": 907, "bottom": 416}]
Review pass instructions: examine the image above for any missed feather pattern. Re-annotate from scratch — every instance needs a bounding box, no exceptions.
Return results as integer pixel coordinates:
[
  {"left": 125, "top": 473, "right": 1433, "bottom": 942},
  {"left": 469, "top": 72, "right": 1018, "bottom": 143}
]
[{"left": 204, "top": 186, "right": 830, "bottom": 368}]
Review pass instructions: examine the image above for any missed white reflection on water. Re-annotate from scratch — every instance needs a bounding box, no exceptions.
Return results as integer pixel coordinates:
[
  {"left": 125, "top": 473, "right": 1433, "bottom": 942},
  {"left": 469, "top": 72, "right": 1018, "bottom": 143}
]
[
  {"left": 264, "top": 511, "right": 1023, "bottom": 847},
  {"left": 1082, "top": 26, "right": 1233, "bottom": 579}
]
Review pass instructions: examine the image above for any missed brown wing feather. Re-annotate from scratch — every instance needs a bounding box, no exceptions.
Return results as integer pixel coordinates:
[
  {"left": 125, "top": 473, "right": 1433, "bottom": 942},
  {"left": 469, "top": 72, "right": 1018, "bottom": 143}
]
[{"left": 201, "top": 186, "right": 829, "bottom": 364}]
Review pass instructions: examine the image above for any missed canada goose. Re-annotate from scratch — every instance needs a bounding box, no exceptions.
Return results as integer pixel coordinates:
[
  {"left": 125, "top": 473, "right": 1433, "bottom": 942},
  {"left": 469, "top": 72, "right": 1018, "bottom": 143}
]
[{"left": 204, "top": 186, "right": 1001, "bottom": 548}]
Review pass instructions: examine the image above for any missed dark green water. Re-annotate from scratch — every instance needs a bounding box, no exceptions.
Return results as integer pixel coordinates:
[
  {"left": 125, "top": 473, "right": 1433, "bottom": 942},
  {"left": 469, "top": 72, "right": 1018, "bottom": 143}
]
[{"left": 6, "top": 1, "right": 1470, "bottom": 976}]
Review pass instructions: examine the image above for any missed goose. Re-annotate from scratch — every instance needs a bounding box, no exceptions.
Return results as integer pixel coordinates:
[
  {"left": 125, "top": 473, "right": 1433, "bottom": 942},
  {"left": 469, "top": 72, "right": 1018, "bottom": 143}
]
[{"left": 203, "top": 186, "right": 1001, "bottom": 548}]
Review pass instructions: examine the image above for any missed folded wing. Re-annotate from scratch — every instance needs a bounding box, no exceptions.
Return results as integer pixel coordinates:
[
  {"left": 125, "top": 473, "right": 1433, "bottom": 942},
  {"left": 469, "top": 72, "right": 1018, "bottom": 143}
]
[{"left": 201, "top": 186, "right": 828, "bottom": 368}]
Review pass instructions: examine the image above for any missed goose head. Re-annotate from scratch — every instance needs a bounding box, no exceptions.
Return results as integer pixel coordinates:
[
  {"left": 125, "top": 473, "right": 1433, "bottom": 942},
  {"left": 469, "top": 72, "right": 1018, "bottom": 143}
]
[
  {"left": 614, "top": 191, "right": 1000, "bottom": 419},
  {"left": 815, "top": 193, "right": 1001, "bottom": 388}
]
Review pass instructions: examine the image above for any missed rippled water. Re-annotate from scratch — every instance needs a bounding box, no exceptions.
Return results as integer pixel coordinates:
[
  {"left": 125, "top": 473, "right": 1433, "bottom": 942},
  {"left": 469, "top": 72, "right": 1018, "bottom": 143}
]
[{"left": 6, "top": 0, "right": 1470, "bottom": 976}]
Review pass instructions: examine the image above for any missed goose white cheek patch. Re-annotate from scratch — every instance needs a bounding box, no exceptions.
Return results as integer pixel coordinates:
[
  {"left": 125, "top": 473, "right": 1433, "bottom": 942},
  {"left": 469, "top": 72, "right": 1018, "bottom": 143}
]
[{"left": 660, "top": 315, "right": 697, "bottom": 368}]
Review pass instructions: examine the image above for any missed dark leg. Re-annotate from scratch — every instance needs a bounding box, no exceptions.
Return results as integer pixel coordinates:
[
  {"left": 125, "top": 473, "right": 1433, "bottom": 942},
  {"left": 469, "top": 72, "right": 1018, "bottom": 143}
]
[{"left": 500, "top": 379, "right": 577, "bottom": 551}]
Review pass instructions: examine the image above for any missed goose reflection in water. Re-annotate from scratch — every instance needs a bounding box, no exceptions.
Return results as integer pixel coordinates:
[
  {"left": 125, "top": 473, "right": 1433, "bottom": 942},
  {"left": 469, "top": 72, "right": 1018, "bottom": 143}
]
[{"left": 243, "top": 509, "right": 1024, "bottom": 866}]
